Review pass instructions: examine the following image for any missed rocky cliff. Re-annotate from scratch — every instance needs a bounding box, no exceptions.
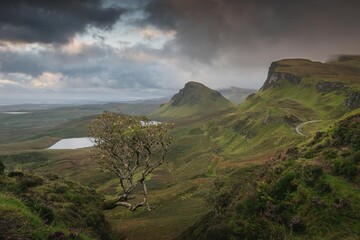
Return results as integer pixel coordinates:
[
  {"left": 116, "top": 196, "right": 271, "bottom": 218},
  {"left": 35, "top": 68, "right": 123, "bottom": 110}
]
[{"left": 261, "top": 62, "right": 302, "bottom": 90}]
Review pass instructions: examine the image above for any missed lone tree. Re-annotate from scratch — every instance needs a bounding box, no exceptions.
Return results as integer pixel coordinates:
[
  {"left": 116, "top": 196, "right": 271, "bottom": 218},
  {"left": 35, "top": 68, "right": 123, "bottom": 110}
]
[{"left": 87, "top": 112, "right": 172, "bottom": 211}]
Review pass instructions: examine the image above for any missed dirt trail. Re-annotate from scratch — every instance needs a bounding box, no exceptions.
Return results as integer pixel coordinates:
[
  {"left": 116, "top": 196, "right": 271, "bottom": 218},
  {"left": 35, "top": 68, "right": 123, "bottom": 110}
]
[{"left": 295, "top": 120, "right": 322, "bottom": 136}]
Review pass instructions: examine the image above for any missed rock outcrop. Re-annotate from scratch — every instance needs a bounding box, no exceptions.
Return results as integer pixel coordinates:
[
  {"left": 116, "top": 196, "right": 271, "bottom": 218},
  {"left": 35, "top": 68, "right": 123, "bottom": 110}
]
[
  {"left": 316, "top": 81, "right": 348, "bottom": 92},
  {"left": 261, "top": 62, "right": 301, "bottom": 90},
  {"left": 343, "top": 91, "right": 360, "bottom": 109}
]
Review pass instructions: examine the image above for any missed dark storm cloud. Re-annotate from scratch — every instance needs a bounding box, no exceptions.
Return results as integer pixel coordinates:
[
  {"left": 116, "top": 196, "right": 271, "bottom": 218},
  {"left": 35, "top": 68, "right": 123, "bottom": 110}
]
[
  {"left": 0, "top": 0, "right": 124, "bottom": 43},
  {"left": 143, "top": 0, "right": 360, "bottom": 62},
  {"left": 1, "top": 0, "right": 360, "bottom": 102}
]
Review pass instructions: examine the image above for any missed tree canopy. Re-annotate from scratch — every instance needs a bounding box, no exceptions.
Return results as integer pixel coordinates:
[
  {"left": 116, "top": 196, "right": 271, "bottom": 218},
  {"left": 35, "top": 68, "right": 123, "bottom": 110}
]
[{"left": 87, "top": 112, "right": 173, "bottom": 211}]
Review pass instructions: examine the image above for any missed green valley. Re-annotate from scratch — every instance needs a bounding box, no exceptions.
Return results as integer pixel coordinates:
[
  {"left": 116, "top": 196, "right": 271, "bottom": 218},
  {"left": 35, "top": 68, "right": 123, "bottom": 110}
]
[{"left": 1, "top": 56, "right": 359, "bottom": 240}]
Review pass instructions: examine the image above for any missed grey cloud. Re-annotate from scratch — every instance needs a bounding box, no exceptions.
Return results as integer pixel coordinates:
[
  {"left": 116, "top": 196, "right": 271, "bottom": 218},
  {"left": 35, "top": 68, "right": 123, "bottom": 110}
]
[
  {"left": 143, "top": 0, "right": 360, "bottom": 63},
  {"left": 0, "top": 0, "right": 124, "bottom": 44},
  {"left": 0, "top": 43, "right": 182, "bottom": 90}
]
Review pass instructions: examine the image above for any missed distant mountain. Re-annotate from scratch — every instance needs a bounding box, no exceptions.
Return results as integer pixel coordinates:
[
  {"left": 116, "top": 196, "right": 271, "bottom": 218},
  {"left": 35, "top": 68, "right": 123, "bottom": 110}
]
[
  {"left": 151, "top": 81, "right": 234, "bottom": 119},
  {"left": 218, "top": 87, "right": 257, "bottom": 104}
]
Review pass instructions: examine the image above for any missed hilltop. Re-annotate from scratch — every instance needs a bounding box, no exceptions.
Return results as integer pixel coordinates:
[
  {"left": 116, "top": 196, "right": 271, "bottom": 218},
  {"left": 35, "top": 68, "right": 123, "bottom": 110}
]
[{"left": 151, "top": 82, "right": 234, "bottom": 119}]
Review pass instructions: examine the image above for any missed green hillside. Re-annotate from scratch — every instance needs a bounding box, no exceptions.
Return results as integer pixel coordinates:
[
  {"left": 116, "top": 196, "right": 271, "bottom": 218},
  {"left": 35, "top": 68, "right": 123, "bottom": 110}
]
[
  {"left": 181, "top": 112, "right": 360, "bottom": 239},
  {"left": 151, "top": 82, "right": 235, "bottom": 119}
]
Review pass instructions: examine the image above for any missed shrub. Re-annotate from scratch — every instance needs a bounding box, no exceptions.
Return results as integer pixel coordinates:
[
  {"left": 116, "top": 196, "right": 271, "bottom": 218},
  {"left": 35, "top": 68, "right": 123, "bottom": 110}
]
[
  {"left": 332, "top": 159, "right": 358, "bottom": 180},
  {"left": 205, "top": 224, "right": 232, "bottom": 240},
  {"left": 48, "top": 231, "right": 66, "bottom": 240},
  {"left": 323, "top": 150, "right": 337, "bottom": 160},
  {"left": 7, "top": 171, "right": 24, "bottom": 178},
  {"left": 206, "top": 177, "right": 233, "bottom": 215},
  {"left": 240, "top": 218, "right": 286, "bottom": 240},
  {"left": 270, "top": 171, "right": 297, "bottom": 200},
  {"left": 85, "top": 210, "right": 108, "bottom": 236},
  {"left": 45, "top": 173, "right": 60, "bottom": 180},
  {"left": 0, "top": 160, "right": 4, "bottom": 174},
  {"left": 18, "top": 175, "right": 43, "bottom": 190},
  {"left": 289, "top": 216, "right": 306, "bottom": 234},
  {"left": 53, "top": 183, "right": 67, "bottom": 194},
  {"left": 304, "top": 150, "right": 315, "bottom": 159},
  {"left": 352, "top": 151, "right": 360, "bottom": 164},
  {"left": 302, "top": 164, "right": 323, "bottom": 186},
  {"left": 332, "top": 114, "right": 360, "bottom": 149},
  {"left": 38, "top": 205, "right": 55, "bottom": 224},
  {"left": 315, "top": 179, "right": 332, "bottom": 193}
]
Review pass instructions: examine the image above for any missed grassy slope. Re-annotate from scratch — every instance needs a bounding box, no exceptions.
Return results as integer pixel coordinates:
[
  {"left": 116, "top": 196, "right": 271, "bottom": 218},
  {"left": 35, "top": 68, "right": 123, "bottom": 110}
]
[
  {"left": 0, "top": 171, "right": 113, "bottom": 240},
  {"left": 0, "top": 192, "right": 65, "bottom": 240},
  {"left": 181, "top": 112, "right": 360, "bottom": 239},
  {"left": 151, "top": 82, "right": 235, "bottom": 119}
]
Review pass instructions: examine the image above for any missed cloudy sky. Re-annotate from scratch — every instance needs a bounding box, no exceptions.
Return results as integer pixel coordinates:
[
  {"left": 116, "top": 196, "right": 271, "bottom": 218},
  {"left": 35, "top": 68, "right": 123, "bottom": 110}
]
[{"left": 0, "top": 0, "right": 359, "bottom": 104}]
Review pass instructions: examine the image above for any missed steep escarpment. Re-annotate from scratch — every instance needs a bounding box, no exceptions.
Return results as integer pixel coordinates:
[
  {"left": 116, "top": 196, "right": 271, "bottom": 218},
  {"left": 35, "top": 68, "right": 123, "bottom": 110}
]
[
  {"left": 259, "top": 57, "right": 360, "bottom": 116},
  {"left": 261, "top": 61, "right": 302, "bottom": 90},
  {"left": 261, "top": 57, "right": 360, "bottom": 109}
]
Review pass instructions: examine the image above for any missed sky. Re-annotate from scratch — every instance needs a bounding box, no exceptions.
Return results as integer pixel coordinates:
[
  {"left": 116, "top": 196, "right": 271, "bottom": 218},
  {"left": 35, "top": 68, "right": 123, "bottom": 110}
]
[{"left": 0, "top": 0, "right": 359, "bottom": 104}]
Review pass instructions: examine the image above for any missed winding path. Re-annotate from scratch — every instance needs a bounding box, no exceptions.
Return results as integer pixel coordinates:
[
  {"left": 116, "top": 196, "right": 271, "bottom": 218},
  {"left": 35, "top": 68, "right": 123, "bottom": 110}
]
[{"left": 295, "top": 120, "right": 322, "bottom": 136}]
